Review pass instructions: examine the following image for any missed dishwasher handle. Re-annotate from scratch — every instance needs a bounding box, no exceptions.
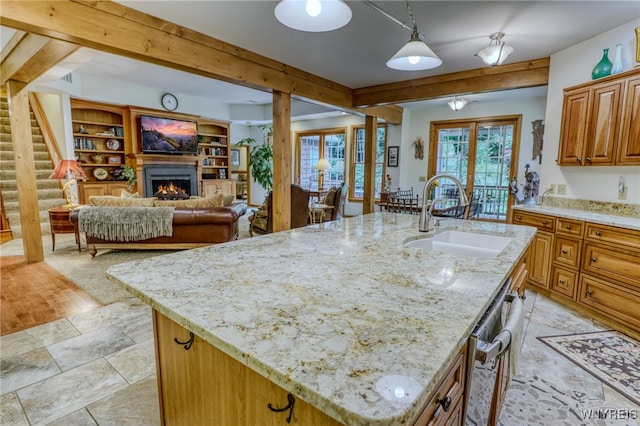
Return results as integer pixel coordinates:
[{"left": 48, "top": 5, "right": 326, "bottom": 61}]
[{"left": 475, "top": 293, "right": 523, "bottom": 364}]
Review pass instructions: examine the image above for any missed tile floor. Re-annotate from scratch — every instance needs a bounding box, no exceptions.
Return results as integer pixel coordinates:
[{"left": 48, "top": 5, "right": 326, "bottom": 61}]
[{"left": 1, "top": 235, "right": 639, "bottom": 425}]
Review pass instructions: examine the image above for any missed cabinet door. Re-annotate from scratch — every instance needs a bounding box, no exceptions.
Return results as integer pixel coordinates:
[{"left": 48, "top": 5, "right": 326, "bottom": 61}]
[
  {"left": 553, "top": 236, "right": 582, "bottom": 269},
  {"left": 527, "top": 232, "right": 554, "bottom": 289},
  {"left": 78, "top": 182, "right": 128, "bottom": 204},
  {"left": 578, "top": 274, "right": 640, "bottom": 331},
  {"left": 558, "top": 90, "right": 589, "bottom": 165},
  {"left": 550, "top": 266, "right": 578, "bottom": 299},
  {"left": 584, "top": 81, "right": 622, "bottom": 165},
  {"left": 618, "top": 75, "right": 640, "bottom": 164}
]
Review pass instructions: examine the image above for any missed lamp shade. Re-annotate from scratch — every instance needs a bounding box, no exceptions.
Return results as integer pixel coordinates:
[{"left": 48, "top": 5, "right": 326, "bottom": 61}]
[
  {"left": 447, "top": 97, "right": 468, "bottom": 111},
  {"left": 387, "top": 29, "right": 442, "bottom": 71},
  {"left": 275, "top": 0, "right": 352, "bottom": 32},
  {"left": 477, "top": 32, "right": 513, "bottom": 66},
  {"left": 49, "top": 159, "right": 86, "bottom": 180},
  {"left": 314, "top": 158, "right": 331, "bottom": 171}
]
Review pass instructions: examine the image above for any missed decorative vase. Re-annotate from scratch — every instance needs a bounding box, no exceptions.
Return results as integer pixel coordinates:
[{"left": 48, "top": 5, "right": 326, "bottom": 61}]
[
  {"left": 591, "top": 48, "right": 612, "bottom": 80},
  {"left": 611, "top": 43, "right": 624, "bottom": 74}
]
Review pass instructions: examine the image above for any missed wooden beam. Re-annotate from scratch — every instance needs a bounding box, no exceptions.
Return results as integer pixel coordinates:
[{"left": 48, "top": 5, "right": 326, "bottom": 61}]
[
  {"left": 354, "top": 58, "right": 550, "bottom": 107},
  {"left": 362, "top": 116, "right": 377, "bottom": 215},
  {"left": 6, "top": 80, "right": 44, "bottom": 263},
  {"left": 1, "top": 32, "right": 79, "bottom": 86},
  {"left": 271, "top": 91, "right": 291, "bottom": 233}
]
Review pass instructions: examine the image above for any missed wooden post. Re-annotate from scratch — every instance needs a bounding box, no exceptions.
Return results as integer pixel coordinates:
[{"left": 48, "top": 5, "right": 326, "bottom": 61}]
[
  {"left": 6, "top": 80, "right": 44, "bottom": 262},
  {"left": 271, "top": 91, "right": 291, "bottom": 232},
  {"left": 362, "top": 115, "right": 377, "bottom": 214}
]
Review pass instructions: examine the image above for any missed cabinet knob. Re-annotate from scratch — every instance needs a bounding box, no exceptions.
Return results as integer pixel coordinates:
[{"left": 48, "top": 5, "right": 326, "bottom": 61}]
[
  {"left": 516, "top": 215, "right": 522, "bottom": 220},
  {"left": 576, "top": 157, "right": 581, "bottom": 162},
  {"left": 591, "top": 257, "right": 597, "bottom": 263},
  {"left": 565, "top": 225, "right": 572, "bottom": 230},
  {"left": 561, "top": 249, "right": 568, "bottom": 254},
  {"left": 542, "top": 220, "right": 547, "bottom": 225},
  {"left": 587, "top": 290, "right": 594, "bottom": 296},
  {"left": 436, "top": 395, "right": 452, "bottom": 412},
  {"left": 559, "top": 279, "right": 566, "bottom": 284},
  {"left": 586, "top": 157, "right": 592, "bottom": 162},
  {"left": 594, "top": 231, "right": 602, "bottom": 237}
]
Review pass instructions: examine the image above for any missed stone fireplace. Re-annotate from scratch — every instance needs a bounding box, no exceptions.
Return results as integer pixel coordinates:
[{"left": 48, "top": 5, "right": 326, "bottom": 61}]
[{"left": 143, "top": 165, "right": 198, "bottom": 199}]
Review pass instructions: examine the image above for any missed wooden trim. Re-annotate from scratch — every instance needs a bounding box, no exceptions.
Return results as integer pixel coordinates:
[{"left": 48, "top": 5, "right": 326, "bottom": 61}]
[
  {"left": 272, "top": 91, "right": 291, "bottom": 233},
  {"left": 354, "top": 58, "right": 550, "bottom": 107},
  {"left": 29, "top": 92, "right": 62, "bottom": 165}
]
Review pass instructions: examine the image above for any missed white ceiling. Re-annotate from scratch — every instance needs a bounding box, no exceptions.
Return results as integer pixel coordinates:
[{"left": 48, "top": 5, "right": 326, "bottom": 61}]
[{"left": 5, "top": 1, "right": 640, "bottom": 110}]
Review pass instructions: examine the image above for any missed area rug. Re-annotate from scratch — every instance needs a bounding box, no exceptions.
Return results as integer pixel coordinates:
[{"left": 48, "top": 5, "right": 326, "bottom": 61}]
[{"left": 538, "top": 331, "right": 640, "bottom": 406}]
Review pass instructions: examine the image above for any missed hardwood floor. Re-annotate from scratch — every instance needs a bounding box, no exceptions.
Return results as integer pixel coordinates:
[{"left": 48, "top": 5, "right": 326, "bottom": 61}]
[{"left": 0, "top": 256, "right": 101, "bottom": 336}]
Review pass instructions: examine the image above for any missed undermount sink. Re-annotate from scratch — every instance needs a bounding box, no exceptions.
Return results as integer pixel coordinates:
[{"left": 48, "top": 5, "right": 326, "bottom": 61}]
[{"left": 404, "top": 230, "right": 512, "bottom": 259}]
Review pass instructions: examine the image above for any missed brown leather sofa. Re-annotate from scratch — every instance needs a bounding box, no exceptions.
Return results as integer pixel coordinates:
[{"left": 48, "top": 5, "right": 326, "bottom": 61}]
[{"left": 70, "top": 203, "right": 247, "bottom": 257}]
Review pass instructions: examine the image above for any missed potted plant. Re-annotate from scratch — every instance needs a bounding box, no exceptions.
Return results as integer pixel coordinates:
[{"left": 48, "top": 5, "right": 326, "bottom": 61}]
[
  {"left": 112, "top": 165, "right": 137, "bottom": 191},
  {"left": 236, "top": 124, "right": 273, "bottom": 192}
]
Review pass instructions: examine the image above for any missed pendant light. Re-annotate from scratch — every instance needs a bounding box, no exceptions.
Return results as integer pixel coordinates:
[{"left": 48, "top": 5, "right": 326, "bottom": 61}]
[
  {"left": 447, "top": 97, "right": 468, "bottom": 111},
  {"left": 476, "top": 32, "right": 513, "bottom": 66},
  {"left": 275, "top": 0, "right": 352, "bottom": 32},
  {"left": 386, "top": 1, "right": 441, "bottom": 71}
]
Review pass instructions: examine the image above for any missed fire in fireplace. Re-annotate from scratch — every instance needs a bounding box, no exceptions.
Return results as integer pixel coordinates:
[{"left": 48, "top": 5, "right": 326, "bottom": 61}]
[{"left": 154, "top": 181, "right": 190, "bottom": 200}]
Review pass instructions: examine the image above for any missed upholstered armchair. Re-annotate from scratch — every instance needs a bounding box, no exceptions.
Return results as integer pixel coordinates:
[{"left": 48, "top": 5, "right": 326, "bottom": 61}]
[
  {"left": 248, "top": 184, "right": 310, "bottom": 236},
  {"left": 309, "top": 182, "right": 348, "bottom": 223}
]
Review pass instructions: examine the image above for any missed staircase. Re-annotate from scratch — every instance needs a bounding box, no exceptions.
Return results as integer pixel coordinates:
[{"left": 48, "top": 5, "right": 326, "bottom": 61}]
[{"left": 0, "top": 96, "right": 66, "bottom": 239}]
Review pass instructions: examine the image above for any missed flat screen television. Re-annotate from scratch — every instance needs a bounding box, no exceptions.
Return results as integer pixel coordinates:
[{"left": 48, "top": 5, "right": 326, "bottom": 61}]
[{"left": 140, "top": 115, "right": 198, "bottom": 155}]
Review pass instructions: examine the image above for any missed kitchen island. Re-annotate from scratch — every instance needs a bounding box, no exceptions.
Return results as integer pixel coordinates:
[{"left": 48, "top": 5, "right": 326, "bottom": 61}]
[{"left": 106, "top": 213, "right": 536, "bottom": 425}]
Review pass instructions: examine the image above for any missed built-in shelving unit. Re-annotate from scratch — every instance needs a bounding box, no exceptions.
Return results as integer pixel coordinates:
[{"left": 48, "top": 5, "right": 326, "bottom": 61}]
[{"left": 198, "top": 119, "right": 230, "bottom": 180}]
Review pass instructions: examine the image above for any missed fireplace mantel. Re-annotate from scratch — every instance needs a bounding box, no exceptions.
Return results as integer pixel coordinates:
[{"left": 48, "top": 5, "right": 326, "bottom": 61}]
[{"left": 128, "top": 153, "right": 204, "bottom": 195}]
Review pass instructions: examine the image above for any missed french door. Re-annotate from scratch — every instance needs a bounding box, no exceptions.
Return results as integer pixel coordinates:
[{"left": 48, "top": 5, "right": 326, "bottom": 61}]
[
  {"left": 428, "top": 116, "right": 521, "bottom": 222},
  {"left": 295, "top": 129, "right": 346, "bottom": 189}
]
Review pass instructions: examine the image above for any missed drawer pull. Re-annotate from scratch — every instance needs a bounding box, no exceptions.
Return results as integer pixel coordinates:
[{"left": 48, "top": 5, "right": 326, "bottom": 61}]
[
  {"left": 587, "top": 290, "right": 594, "bottom": 296},
  {"left": 542, "top": 220, "right": 547, "bottom": 225},
  {"left": 267, "top": 393, "right": 295, "bottom": 423},
  {"left": 576, "top": 157, "right": 581, "bottom": 162},
  {"left": 174, "top": 332, "right": 195, "bottom": 350},
  {"left": 516, "top": 215, "right": 522, "bottom": 220},
  {"left": 591, "top": 257, "right": 597, "bottom": 263},
  {"left": 559, "top": 279, "right": 566, "bottom": 284},
  {"left": 594, "top": 231, "right": 602, "bottom": 237},
  {"left": 436, "top": 396, "right": 452, "bottom": 412},
  {"left": 561, "top": 249, "right": 568, "bottom": 254},
  {"left": 586, "top": 157, "right": 592, "bottom": 162},
  {"left": 565, "top": 225, "right": 572, "bottom": 230}
]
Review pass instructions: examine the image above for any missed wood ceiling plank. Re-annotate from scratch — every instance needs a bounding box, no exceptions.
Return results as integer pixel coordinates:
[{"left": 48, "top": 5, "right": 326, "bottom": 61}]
[{"left": 354, "top": 58, "right": 550, "bottom": 107}]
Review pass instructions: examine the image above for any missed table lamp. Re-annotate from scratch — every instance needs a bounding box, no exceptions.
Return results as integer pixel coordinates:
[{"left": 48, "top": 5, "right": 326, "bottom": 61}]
[
  {"left": 49, "top": 159, "right": 86, "bottom": 209},
  {"left": 314, "top": 158, "right": 331, "bottom": 189}
]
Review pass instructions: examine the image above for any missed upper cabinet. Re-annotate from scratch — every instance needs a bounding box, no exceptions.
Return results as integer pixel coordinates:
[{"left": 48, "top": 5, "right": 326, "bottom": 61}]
[{"left": 557, "top": 68, "right": 640, "bottom": 166}]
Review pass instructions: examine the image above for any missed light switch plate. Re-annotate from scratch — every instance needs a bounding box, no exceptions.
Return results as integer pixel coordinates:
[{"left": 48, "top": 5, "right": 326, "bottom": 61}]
[{"left": 557, "top": 184, "right": 567, "bottom": 195}]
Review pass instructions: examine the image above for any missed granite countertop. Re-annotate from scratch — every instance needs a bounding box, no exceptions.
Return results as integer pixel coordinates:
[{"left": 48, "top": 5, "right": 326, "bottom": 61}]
[
  {"left": 106, "top": 213, "right": 536, "bottom": 425},
  {"left": 512, "top": 204, "right": 640, "bottom": 231}
]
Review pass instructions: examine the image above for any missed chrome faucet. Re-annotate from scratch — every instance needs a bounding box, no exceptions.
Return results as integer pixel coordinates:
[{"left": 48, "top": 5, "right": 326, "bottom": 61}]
[{"left": 419, "top": 174, "right": 469, "bottom": 232}]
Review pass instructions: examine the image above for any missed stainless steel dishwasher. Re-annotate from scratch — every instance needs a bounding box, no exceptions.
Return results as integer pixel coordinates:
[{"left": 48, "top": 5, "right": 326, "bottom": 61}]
[{"left": 464, "top": 279, "right": 524, "bottom": 426}]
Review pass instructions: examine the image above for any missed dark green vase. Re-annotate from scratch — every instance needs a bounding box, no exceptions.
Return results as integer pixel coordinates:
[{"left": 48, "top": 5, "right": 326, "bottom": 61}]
[{"left": 592, "top": 48, "right": 612, "bottom": 80}]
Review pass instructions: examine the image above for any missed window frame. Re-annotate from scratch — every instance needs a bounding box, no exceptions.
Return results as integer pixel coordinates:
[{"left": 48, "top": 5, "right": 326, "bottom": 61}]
[
  {"left": 349, "top": 124, "right": 387, "bottom": 201},
  {"left": 294, "top": 127, "right": 346, "bottom": 190}
]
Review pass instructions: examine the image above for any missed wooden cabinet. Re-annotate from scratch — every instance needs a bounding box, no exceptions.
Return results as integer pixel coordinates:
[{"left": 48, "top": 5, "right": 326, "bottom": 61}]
[
  {"left": 77, "top": 182, "right": 129, "bottom": 204},
  {"left": 557, "top": 68, "right": 640, "bottom": 166},
  {"left": 512, "top": 208, "right": 640, "bottom": 336},
  {"left": 153, "top": 310, "right": 342, "bottom": 426},
  {"left": 198, "top": 119, "right": 231, "bottom": 180},
  {"left": 413, "top": 344, "right": 466, "bottom": 426},
  {"left": 201, "top": 179, "right": 235, "bottom": 198},
  {"left": 511, "top": 211, "right": 555, "bottom": 289}
]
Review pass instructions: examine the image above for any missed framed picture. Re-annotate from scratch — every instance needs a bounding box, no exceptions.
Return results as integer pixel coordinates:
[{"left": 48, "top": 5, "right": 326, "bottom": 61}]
[
  {"left": 230, "top": 148, "right": 240, "bottom": 167},
  {"left": 387, "top": 146, "right": 399, "bottom": 167},
  {"left": 108, "top": 155, "right": 122, "bottom": 165}
]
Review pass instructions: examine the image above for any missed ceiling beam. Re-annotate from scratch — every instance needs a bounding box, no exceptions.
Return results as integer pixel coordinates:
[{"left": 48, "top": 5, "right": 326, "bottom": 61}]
[
  {"left": 1, "top": 30, "right": 79, "bottom": 86},
  {"left": 353, "top": 58, "right": 550, "bottom": 107},
  {"left": 0, "top": 0, "right": 401, "bottom": 123}
]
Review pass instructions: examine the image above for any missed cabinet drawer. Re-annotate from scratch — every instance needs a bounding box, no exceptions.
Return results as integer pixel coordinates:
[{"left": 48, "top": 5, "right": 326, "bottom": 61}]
[
  {"left": 585, "top": 223, "right": 640, "bottom": 250},
  {"left": 578, "top": 274, "right": 640, "bottom": 331},
  {"left": 553, "top": 236, "right": 582, "bottom": 269},
  {"left": 550, "top": 266, "right": 578, "bottom": 299},
  {"left": 511, "top": 211, "right": 555, "bottom": 232},
  {"left": 555, "top": 218, "right": 584, "bottom": 238},
  {"left": 582, "top": 242, "right": 640, "bottom": 285},
  {"left": 414, "top": 348, "right": 465, "bottom": 426}
]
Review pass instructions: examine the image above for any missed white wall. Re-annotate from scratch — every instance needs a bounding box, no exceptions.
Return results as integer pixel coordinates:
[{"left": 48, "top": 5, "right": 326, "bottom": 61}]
[
  {"left": 399, "top": 96, "right": 547, "bottom": 197},
  {"left": 541, "top": 19, "right": 640, "bottom": 205}
]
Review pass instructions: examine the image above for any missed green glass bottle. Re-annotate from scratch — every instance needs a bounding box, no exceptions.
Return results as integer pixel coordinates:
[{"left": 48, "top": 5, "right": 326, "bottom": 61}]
[{"left": 591, "top": 48, "right": 612, "bottom": 80}]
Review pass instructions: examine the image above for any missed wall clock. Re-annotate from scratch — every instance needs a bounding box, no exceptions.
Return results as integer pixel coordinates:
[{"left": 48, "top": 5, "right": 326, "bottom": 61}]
[{"left": 161, "top": 93, "right": 178, "bottom": 111}]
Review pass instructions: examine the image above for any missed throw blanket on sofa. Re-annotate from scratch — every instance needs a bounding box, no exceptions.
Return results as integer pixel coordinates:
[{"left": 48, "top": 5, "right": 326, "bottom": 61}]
[{"left": 78, "top": 207, "right": 174, "bottom": 242}]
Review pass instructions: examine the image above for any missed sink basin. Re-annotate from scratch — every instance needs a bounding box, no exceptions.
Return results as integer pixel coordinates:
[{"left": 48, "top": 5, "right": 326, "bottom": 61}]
[{"left": 404, "top": 230, "right": 512, "bottom": 259}]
